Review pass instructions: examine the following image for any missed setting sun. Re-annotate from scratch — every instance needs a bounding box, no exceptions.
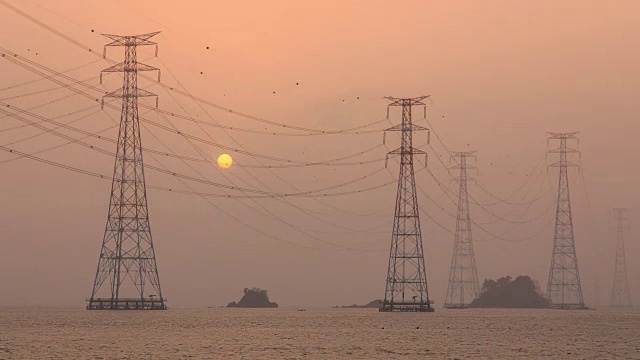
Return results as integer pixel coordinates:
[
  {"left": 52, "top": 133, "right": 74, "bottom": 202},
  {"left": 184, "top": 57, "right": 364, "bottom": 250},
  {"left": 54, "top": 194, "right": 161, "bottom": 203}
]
[{"left": 217, "top": 153, "right": 233, "bottom": 169}]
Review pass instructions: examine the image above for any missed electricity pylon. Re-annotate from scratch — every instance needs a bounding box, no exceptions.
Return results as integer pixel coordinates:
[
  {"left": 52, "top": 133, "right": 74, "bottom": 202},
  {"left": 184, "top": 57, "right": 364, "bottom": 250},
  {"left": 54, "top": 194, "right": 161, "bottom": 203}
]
[
  {"left": 546, "top": 132, "right": 586, "bottom": 309},
  {"left": 444, "top": 152, "right": 480, "bottom": 309},
  {"left": 87, "top": 32, "right": 166, "bottom": 310},
  {"left": 610, "top": 208, "right": 632, "bottom": 308},
  {"left": 380, "top": 96, "right": 434, "bottom": 312}
]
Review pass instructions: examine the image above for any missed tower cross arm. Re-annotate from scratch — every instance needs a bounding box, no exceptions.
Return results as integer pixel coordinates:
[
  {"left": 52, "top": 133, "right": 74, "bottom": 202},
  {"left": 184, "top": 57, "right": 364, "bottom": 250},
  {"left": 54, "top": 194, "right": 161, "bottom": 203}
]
[
  {"left": 102, "top": 62, "right": 160, "bottom": 73},
  {"left": 387, "top": 147, "right": 426, "bottom": 156},
  {"left": 547, "top": 147, "right": 580, "bottom": 154},
  {"left": 105, "top": 40, "right": 158, "bottom": 48},
  {"left": 384, "top": 95, "right": 430, "bottom": 106},
  {"left": 450, "top": 151, "right": 477, "bottom": 158},
  {"left": 103, "top": 32, "right": 161, "bottom": 45},
  {"left": 450, "top": 164, "right": 477, "bottom": 171},
  {"left": 547, "top": 131, "right": 580, "bottom": 139},
  {"left": 385, "top": 123, "right": 429, "bottom": 132},
  {"left": 104, "top": 88, "right": 158, "bottom": 99},
  {"left": 451, "top": 175, "right": 477, "bottom": 184},
  {"left": 548, "top": 160, "right": 579, "bottom": 168},
  {"left": 102, "top": 32, "right": 160, "bottom": 58},
  {"left": 102, "top": 88, "right": 159, "bottom": 109},
  {"left": 101, "top": 62, "right": 161, "bottom": 83}
]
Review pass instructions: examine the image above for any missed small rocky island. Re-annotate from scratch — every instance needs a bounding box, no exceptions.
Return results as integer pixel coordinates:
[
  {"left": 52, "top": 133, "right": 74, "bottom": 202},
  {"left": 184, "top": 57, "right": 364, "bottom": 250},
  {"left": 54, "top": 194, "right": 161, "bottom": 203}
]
[
  {"left": 227, "top": 288, "right": 279, "bottom": 308},
  {"left": 470, "top": 276, "right": 549, "bottom": 308},
  {"left": 340, "top": 300, "right": 381, "bottom": 308}
]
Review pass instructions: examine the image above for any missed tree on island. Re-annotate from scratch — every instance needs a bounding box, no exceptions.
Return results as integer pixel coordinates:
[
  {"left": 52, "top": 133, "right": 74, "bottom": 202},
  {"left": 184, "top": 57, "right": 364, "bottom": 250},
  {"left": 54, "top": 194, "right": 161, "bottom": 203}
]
[
  {"left": 227, "top": 288, "right": 279, "bottom": 308},
  {"left": 469, "top": 276, "right": 549, "bottom": 308}
]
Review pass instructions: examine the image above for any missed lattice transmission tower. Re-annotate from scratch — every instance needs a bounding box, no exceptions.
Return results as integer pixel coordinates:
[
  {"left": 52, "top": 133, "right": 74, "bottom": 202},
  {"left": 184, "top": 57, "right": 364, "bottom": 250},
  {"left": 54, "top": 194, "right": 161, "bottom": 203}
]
[
  {"left": 87, "top": 32, "right": 166, "bottom": 310},
  {"left": 380, "top": 96, "right": 434, "bottom": 312},
  {"left": 546, "top": 132, "right": 586, "bottom": 309},
  {"left": 610, "top": 208, "right": 632, "bottom": 308},
  {"left": 444, "top": 152, "right": 480, "bottom": 309}
]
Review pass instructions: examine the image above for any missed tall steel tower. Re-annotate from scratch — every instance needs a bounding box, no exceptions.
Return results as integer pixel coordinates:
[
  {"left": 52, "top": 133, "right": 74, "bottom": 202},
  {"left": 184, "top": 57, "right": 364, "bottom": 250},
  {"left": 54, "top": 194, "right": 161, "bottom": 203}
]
[
  {"left": 546, "top": 132, "right": 586, "bottom": 309},
  {"left": 380, "top": 96, "right": 434, "bottom": 312},
  {"left": 610, "top": 208, "right": 632, "bottom": 308},
  {"left": 87, "top": 32, "right": 166, "bottom": 310},
  {"left": 444, "top": 152, "right": 480, "bottom": 309}
]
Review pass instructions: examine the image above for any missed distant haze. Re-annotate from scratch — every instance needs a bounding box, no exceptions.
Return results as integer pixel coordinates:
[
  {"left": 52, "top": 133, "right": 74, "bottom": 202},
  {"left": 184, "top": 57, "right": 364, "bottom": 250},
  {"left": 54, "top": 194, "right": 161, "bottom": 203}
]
[{"left": 0, "top": 0, "right": 638, "bottom": 308}]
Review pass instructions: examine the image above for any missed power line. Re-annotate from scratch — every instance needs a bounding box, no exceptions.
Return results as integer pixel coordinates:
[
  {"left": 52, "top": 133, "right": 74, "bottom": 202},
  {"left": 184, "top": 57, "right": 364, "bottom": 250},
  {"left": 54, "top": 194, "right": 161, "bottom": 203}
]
[
  {"left": 147, "top": 55, "right": 391, "bottom": 235},
  {"left": 0, "top": 3, "right": 390, "bottom": 136},
  {"left": 472, "top": 213, "right": 554, "bottom": 243},
  {"left": 472, "top": 157, "right": 549, "bottom": 206},
  {"left": 1, "top": 51, "right": 394, "bottom": 168},
  {"left": 0, "top": 103, "right": 399, "bottom": 198},
  {"left": 469, "top": 180, "right": 554, "bottom": 225},
  {"left": 0, "top": 58, "right": 102, "bottom": 93},
  {"left": 141, "top": 91, "right": 386, "bottom": 241},
  {"left": 0, "top": 137, "right": 403, "bottom": 201}
]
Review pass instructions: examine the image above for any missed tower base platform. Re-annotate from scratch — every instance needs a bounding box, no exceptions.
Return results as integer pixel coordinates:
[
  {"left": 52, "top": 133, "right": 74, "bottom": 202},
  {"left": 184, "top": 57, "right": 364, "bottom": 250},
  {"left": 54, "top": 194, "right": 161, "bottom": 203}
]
[
  {"left": 550, "top": 303, "right": 588, "bottom": 310},
  {"left": 379, "top": 301, "right": 434, "bottom": 312},
  {"left": 443, "top": 304, "right": 469, "bottom": 309},
  {"left": 86, "top": 297, "right": 167, "bottom": 310}
]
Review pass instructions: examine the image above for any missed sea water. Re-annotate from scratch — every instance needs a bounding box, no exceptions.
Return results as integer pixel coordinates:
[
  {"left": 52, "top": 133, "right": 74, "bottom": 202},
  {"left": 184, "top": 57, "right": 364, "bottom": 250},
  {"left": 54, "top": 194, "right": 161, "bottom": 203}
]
[{"left": 1, "top": 307, "right": 639, "bottom": 359}]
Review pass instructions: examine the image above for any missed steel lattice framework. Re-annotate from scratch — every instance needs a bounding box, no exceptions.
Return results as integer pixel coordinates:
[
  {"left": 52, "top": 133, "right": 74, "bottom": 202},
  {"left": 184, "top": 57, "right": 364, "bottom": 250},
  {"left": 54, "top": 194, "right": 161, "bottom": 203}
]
[
  {"left": 546, "top": 132, "right": 586, "bottom": 309},
  {"left": 380, "top": 96, "right": 434, "bottom": 312},
  {"left": 87, "top": 32, "right": 166, "bottom": 310},
  {"left": 444, "top": 152, "right": 480, "bottom": 309},
  {"left": 610, "top": 208, "right": 632, "bottom": 308}
]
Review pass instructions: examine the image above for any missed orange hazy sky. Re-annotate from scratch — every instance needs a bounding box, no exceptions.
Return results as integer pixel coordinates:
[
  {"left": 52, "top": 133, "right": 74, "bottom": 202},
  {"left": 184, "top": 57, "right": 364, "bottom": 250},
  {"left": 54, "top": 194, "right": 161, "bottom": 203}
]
[{"left": 0, "top": 1, "right": 639, "bottom": 308}]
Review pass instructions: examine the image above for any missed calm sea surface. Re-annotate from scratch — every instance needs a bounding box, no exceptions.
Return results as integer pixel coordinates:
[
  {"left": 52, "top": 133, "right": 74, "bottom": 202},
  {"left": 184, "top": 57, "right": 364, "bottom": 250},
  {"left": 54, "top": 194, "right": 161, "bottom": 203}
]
[{"left": 1, "top": 307, "right": 639, "bottom": 359}]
